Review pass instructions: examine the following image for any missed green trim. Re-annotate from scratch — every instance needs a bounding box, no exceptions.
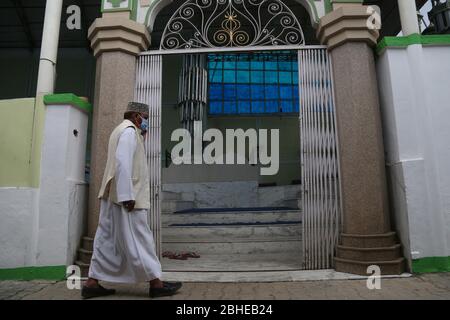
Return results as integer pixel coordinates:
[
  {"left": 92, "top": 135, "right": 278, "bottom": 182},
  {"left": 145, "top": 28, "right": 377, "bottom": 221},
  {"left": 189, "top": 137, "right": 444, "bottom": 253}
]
[
  {"left": 325, "top": 0, "right": 333, "bottom": 14},
  {"left": 0, "top": 266, "right": 66, "bottom": 281},
  {"left": 412, "top": 256, "right": 450, "bottom": 274},
  {"left": 307, "top": 0, "right": 319, "bottom": 22},
  {"left": 144, "top": 0, "right": 159, "bottom": 28},
  {"left": 131, "top": 0, "right": 138, "bottom": 21},
  {"left": 101, "top": 0, "right": 133, "bottom": 15},
  {"left": 44, "top": 93, "right": 93, "bottom": 114},
  {"left": 377, "top": 34, "right": 450, "bottom": 55}
]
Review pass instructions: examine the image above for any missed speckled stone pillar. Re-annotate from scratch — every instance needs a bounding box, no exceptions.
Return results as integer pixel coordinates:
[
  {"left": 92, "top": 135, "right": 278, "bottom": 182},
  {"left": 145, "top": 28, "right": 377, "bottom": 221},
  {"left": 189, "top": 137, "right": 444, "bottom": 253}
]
[
  {"left": 317, "top": 5, "right": 405, "bottom": 275},
  {"left": 86, "top": 15, "right": 150, "bottom": 237}
]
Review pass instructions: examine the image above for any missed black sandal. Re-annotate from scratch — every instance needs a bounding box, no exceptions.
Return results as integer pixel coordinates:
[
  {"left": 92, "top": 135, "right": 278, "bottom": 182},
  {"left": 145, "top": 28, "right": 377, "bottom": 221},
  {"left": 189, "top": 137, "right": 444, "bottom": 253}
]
[
  {"left": 149, "top": 282, "right": 182, "bottom": 298},
  {"left": 81, "top": 284, "right": 116, "bottom": 299}
]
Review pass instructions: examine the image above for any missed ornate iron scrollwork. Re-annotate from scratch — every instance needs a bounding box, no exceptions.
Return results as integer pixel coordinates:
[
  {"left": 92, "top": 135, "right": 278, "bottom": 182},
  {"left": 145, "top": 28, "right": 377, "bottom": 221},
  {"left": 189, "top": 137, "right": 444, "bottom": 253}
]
[{"left": 160, "top": 0, "right": 305, "bottom": 50}]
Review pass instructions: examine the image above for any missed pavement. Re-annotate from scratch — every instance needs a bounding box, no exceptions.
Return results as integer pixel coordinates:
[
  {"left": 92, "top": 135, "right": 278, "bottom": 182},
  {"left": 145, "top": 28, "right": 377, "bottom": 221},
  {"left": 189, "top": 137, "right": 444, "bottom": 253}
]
[{"left": 1, "top": 272, "right": 449, "bottom": 300}]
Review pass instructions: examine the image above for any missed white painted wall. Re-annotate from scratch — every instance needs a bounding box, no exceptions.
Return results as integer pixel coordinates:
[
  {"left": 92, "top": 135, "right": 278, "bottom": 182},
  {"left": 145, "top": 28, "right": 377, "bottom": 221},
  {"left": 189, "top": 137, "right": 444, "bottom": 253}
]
[
  {"left": 0, "top": 103, "right": 89, "bottom": 269},
  {"left": 37, "top": 104, "right": 89, "bottom": 266},
  {"left": 377, "top": 44, "right": 450, "bottom": 269},
  {"left": 0, "top": 188, "right": 38, "bottom": 268}
]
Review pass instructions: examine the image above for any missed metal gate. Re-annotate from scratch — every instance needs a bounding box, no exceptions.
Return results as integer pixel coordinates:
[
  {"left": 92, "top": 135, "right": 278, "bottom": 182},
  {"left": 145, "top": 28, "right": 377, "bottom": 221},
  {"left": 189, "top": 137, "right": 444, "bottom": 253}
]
[
  {"left": 298, "top": 49, "right": 342, "bottom": 270},
  {"left": 134, "top": 47, "right": 342, "bottom": 268},
  {"left": 134, "top": 54, "right": 163, "bottom": 257}
]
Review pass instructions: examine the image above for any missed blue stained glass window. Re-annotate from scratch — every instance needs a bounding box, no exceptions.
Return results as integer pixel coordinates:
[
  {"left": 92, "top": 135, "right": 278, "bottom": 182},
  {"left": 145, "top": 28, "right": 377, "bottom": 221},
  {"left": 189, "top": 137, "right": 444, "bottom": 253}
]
[
  {"left": 265, "top": 72, "right": 278, "bottom": 84},
  {"left": 237, "top": 61, "right": 250, "bottom": 69},
  {"left": 251, "top": 61, "right": 264, "bottom": 70},
  {"left": 208, "top": 51, "right": 299, "bottom": 115},
  {"left": 223, "top": 84, "right": 236, "bottom": 100},
  {"left": 266, "top": 100, "right": 279, "bottom": 113},
  {"left": 209, "top": 84, "right": 223, "bottom": 100},
  {"left": 252, "top": 101, "right": 264, "bottom": 113},
  {"left": 224, "top": 101, "right": 237, "bottom": 114},
  {"left": 209, "top": 69, "right": 222, "bottom": 82},
  {"left": 266, "top": 85, "right": 278, "bottom": 99},
  {"left": 210, "top": 101, "right": 223, "bottom": 114},
  {"left": 224, "top": 70, "right": 235, "bottom": 82},
  {"left": 281, "top": 100, "right": 294, "bottom": 113},
  {"left": 224, "top": 61, "right": 236, "bottom": 69},
  {"left": 237, "top": 71, "right": 250, "bottom": 83},
  {"left": 293, "top": 88, "right": 299, "bottom": 100},
  {"left": 279, "top": 72, "right": 292, "bottom": 84},
  {"left": 278, "top": 61, "right": 292, "bottom": 71},
  {"left": 237, "top": 85, "right": 250, "bottom": 99},
  {"left": 265, "top": 61, "right": 277, "bottom": 70},
  {"left": 251, "top": 85, "right": 264, "bottom": 99},
  {"left": 280, "top": 86, "right": 293, "bottom": 99},
  {"left": 251, "top": 71, "right": 264, "bottom": 83},
  {"left": 238, "top": 101, "right": 251, "bottom": 114}
]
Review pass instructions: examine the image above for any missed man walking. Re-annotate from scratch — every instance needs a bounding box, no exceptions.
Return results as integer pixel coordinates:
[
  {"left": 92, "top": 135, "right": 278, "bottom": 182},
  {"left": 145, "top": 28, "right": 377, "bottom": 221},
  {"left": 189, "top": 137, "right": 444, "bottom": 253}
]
[{"left": 82, "top": 102, "right": 181, "bottom": 299}]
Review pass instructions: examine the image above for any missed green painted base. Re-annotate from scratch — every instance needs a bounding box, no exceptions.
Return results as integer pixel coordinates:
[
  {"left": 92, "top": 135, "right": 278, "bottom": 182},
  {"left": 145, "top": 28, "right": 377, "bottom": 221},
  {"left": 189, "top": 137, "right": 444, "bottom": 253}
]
[
  {"left": 0, "top": 266, "right": 66, "bottom": 281},
  {"left": 412, "top": 256, "right": 450, "bottom": 274},
  {"left": 43, "top": 93, "right": 92, "bottom": 114},
  {"left": 377, "top": 34, "right": 450, "bottom": 55}
]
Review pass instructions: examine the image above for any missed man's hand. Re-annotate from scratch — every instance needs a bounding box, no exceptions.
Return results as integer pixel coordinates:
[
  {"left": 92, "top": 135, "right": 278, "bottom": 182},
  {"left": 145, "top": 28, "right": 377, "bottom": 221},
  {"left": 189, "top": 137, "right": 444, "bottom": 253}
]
[{"left": 123, "top": 200, "right": 136, "bottom": 212}]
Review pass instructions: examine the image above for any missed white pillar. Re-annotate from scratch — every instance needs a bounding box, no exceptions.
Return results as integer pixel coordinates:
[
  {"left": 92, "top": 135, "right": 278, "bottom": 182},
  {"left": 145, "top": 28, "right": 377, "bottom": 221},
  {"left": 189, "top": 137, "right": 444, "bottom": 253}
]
[
  {"left": 36, "top": 0, "right": 63, "bottom": 95},
  {"left": 398, "top": 0, "right": 420, "bottom": 36}
]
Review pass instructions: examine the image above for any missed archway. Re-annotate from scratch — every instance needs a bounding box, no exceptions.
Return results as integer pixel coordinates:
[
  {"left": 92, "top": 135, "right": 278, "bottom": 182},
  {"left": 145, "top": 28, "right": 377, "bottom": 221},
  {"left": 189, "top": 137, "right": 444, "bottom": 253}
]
[{"left": 145, "top": 0, "right": 320, "bottom": 34}]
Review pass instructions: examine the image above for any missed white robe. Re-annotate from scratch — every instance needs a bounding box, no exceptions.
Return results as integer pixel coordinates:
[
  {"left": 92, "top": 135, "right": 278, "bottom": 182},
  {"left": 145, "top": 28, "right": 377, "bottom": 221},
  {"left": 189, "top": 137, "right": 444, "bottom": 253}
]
[{"left": 88, "top": 127, "right": 162, "bottom": 283}]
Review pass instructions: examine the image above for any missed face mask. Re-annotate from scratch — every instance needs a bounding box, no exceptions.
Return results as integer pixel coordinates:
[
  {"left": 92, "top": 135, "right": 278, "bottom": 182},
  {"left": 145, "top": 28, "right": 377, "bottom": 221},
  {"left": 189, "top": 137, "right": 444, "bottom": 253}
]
[{"left": 140, "top": 116, "right": 149, "bottom": 132}]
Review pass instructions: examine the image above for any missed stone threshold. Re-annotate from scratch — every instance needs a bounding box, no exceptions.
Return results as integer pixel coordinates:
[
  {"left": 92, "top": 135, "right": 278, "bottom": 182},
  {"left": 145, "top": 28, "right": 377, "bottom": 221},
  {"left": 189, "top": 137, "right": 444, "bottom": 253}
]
[{"left": 159, "top": 270, "right": 413, "bottom": 283}]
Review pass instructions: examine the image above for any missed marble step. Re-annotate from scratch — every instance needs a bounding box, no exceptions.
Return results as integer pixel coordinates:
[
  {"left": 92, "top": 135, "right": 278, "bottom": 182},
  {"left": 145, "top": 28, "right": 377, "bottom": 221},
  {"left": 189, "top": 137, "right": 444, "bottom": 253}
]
[
  {"left": 282, "top": 198, "right": 301, "bottom": 209},
  {"left": 75, "top": 260, "right": 90, "bottom": 277},
  {"left": 162, "top": 238, "right": 302, "bottom": 255},
  {"left": 162, "top": 223, "right": 302, "bottom": 240},
  {"left": 162, "top": 209, "right": 302, "bottom": 226},
  {"left": 82, "top": 236, "right": 94, "bottom": 252},
  {"left": 161, "top": 190, "right": 196, "bottom": 201},
  {"left": 161, "top": 200, "right": 195, "bottom": 213},
  {"left": 161, "top": 253, "right": 303, "bottom": 272},
  {"left": 78, "top": 248, "right": 93, "bottom": 264},
  {"left": 161, "top": 191, "right": 182, "bottom": 201}
]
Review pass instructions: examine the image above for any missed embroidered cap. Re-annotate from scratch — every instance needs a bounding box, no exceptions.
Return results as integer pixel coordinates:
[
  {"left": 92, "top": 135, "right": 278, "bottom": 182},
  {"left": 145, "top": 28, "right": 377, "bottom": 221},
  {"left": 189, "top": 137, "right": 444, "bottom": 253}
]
[{"left": 127, "top": 102, "right": 149, "bottom": 114}]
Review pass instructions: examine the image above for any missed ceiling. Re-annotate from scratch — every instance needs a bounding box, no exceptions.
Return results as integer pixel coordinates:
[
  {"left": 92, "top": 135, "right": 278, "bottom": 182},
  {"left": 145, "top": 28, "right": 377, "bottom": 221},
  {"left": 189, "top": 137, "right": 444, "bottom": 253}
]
[
  {"left": 0, "top": 0, "right": 430, "bottom": 50},
  {"left": 0, "top": 0, "right": 101, "bottom": 49}
]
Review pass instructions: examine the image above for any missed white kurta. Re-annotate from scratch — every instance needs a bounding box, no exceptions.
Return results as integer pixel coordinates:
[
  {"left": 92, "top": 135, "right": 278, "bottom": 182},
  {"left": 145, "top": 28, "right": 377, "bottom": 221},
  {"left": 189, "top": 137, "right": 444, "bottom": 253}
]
[{"left": 88, "top": 127, "right": 162, "bottom": 283}]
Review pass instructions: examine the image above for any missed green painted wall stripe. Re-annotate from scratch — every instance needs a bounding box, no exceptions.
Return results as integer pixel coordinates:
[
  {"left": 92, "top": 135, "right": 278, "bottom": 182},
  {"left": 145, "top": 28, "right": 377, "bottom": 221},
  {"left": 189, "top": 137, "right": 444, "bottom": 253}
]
[
  {"left": 377, "top": 34, "right": 450, "bottom": 55},
  {"left": 44, "top": 93, "right": 93, "bottom": 114},
  {"left": 412, "top": 256, "right": 450, "bottom": 274},
  {"left": 0, "top": 266, "right": 66, "bottom": 281}
]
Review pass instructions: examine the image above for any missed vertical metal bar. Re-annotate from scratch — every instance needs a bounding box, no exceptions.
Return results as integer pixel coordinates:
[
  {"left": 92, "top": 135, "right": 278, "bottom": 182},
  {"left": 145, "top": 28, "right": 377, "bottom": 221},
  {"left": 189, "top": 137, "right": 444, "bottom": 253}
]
[
  {"left": 298, "top": 48, "right": 342, "bottom": 270},
  {"left": 133, "top": 54, "right": 163, "bottom": 258}
]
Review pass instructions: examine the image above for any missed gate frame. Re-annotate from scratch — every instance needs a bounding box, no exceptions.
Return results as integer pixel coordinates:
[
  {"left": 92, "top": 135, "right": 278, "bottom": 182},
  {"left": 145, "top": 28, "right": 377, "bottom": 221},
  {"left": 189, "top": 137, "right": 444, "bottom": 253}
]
[{"left": 135, "top": 44, "right": 343, "bottom": 270}]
